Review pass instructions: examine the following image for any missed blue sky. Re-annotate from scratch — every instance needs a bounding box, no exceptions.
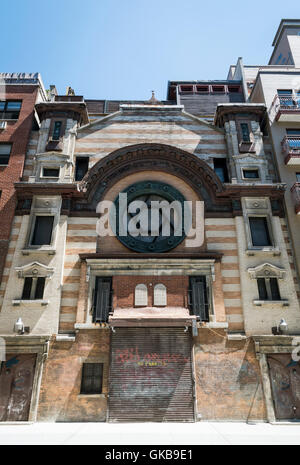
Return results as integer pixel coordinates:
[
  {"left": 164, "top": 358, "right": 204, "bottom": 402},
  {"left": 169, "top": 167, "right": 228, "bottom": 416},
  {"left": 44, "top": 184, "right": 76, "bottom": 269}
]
[{"left": 1, "top": 0, "right": 299, "bottom": 100}]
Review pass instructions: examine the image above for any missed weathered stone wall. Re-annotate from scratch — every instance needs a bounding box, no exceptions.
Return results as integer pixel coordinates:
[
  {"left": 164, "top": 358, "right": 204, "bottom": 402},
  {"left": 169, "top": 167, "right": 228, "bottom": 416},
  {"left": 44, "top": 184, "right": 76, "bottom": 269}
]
[
  {"left": 38, "top": 330, "right": 110, "bottom": 422},
  {"left": 194, "top": 329, "right": 267, "bottom": 421}
]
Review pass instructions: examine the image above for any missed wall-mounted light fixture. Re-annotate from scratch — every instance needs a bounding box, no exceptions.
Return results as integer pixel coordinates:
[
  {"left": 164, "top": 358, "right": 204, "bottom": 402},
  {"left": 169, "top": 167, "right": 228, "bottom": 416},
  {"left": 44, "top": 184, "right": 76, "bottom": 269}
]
[
  {"left": 278, "top": 318, "right": 288, "bottom": 335},
  {"left": 272, "top": 318, "right": 288, "bottom": 335},
  {"left": 14, "top": 318, "right": 30, "bottom": 335}
]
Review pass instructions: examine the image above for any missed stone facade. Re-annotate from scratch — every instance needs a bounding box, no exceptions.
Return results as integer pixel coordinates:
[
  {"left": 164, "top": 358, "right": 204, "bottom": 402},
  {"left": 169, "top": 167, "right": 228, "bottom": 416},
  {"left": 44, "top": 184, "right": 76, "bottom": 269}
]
[{"left": 1, "top": 21, "right": 300, "bottom": 423}]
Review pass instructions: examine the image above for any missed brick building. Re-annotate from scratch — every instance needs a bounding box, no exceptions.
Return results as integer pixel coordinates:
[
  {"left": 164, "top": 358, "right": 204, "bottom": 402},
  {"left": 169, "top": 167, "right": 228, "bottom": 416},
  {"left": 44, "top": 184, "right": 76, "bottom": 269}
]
[
  {"left": 0, "top": 73, "right": 47, "bottom": 290},
  {"left": 1, "top": 21, "right": 300, "bottom": 423}
]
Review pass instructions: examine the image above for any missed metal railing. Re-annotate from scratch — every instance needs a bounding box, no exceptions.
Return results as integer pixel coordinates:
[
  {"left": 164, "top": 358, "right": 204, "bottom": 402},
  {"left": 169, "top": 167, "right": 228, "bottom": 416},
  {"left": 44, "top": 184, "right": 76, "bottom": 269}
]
[
  {"left": 282, "top": 135, "right": 300, "bottom": 158},
  {"left": 269, "top": 93, "right": 300, "bottom": 121},
  {"left": 92, "top": 290, "right": 113, "bottom": 323},
  {"left": 187, "top": 290, "right": 209, "bottom": 322}
]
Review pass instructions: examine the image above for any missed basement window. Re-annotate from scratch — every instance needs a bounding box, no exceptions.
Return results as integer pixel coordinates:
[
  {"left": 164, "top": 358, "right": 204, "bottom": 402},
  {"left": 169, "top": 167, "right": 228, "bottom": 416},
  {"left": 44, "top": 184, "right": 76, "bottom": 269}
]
[{"left": 80, "top": 363, "right": 103, "bottom": 395}]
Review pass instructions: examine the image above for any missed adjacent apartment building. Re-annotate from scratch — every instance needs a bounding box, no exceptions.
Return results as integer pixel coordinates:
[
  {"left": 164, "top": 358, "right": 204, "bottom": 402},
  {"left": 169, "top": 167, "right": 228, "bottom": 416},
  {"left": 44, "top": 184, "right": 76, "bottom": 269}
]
[{"left": 0, "top": 20, "right": 300, "bottom": 423}]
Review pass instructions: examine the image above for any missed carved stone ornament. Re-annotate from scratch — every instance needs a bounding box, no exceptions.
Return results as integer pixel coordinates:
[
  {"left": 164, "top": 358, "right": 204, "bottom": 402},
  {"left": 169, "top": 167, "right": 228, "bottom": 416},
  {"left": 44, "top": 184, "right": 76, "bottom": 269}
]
[
  {"left": 15, "top": 262, "right": 55, "bottom": 279},
  {"left": 78, "top": 143, "right": 225, "bottom": 208},
  {"left": 248, "top": 263, "right": 286, "bottom": 280}
]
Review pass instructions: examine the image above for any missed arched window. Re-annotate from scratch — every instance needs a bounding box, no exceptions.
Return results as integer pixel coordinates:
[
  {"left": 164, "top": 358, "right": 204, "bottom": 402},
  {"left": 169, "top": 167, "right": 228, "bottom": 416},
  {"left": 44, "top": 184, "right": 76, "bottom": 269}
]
[
  {"left": 154, "top": 284, "right": 167, "bottom": 306},
  {"left": 135, "top": 284, "right": 148, "bottom": 307}
]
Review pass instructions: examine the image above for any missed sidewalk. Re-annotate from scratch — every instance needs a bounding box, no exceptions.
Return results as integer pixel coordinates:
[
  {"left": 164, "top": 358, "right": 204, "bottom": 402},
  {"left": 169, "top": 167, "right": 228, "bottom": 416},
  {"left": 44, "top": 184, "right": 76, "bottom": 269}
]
[{"left": 0, "top": 422, "right": 300, "bottom": 445}]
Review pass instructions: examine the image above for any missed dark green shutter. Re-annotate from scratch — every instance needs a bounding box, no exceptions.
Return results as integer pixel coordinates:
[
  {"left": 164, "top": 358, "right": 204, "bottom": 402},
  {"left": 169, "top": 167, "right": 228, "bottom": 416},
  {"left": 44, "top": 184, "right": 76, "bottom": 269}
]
[
  {"left": 93, "top": 278, "right": 112, "bottom": 323},
  {"left": 190, "top": 277, "right": 209, "bottom": 321}
]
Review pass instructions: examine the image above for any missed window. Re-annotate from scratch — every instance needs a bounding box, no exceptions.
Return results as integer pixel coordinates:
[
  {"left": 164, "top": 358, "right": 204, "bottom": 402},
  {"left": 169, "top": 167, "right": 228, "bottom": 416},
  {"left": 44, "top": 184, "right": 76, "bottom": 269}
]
[
  {"left": 257, "top": 278, "right": 281, "bottom": 301},
  {"left": 93, "top": 277, "right": 112, "bottom": 323},
  {"left": 214, "top": 158, "right": 229, "bottom": 183},
  {"left": 249, "top": 217, "right": 272, "bottom": 247},
  {"left": 242, "top": 169, "right": 260, "bottom": 179},
  {"left": 240, "top": 123, "right": 251, "bottom": 142},
  {"left": 286, "top": 129, "right": 300, "bottom": 136},
  {"left": 52, "top": 121, "right": 62, "bottom": 140},
  {"left": 80, "top": 363, "right": 103, "bottom": 395},
  {"left": 75, "top": 157, "right": 89, "bottom": 181},
  {"left": 286, "top": 130, "right": 300, "bottom": 151},
  {"left": 228, "top": 85, "right": 241, "bottom": 93},
  {"left": 22, "top": 277, "right": 45, "bottom": 300},
  {"left": 196, "top": 85, "right": 209, "bottom": 93},
  {"left": 31, "top": 216, "right": 54, "bottom": 246},
  {"left": 278, "top": 89, "right": 294, "bottom": 106},
  {"left": 154, "top": 284, "right": 167, "bottom": 306},
  {"left": 135, "top": 284, "right": 148, "bottom": 307},
  {"left": 212, "top": 85, "right": 225, "bottom": 93},
  {"left": 0, "top": 144, "right": 12, "bottom": 165},
  {"left": 179, "top": 85, "right": 193, "bottom": 93},
  {"left": 0, "top": 101, "right": 22, "bottom": 120},
  {"left": 189, "top": 276, "right": 209, "bottom": 321},
  {"left": 296, "top": 173, "right": 300, "bottom": 182},
  {"left": 42, "top": 168, "right": 60, "bottom": 178}
]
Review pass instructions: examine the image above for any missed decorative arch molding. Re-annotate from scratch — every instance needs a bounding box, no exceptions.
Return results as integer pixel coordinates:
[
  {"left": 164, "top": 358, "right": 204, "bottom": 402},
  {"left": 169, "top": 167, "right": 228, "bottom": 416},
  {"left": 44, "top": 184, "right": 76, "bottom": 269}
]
[
  {"left": 15, "top": 262, "right": 55, "bottom": 279},
  {"left": 76, "top": 143, "right": 229, "bottom": 212},
  {"left": 248, "top": 263, "right": 286, "bottom": 280}
]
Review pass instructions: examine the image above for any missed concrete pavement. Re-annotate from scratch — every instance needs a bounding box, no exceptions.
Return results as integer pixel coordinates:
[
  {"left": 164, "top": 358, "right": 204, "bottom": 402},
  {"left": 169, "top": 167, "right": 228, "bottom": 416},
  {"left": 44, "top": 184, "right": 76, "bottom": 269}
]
[{"left": 0, "top": 422, "right": 300, "bottom": 445}]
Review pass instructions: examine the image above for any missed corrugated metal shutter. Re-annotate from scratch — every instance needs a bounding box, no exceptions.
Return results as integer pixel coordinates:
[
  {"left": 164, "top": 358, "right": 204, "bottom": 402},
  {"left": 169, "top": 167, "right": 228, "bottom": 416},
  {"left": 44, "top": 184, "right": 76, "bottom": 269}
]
[{"left": 108, "top": 328, "right": 194, "bottom": 422}]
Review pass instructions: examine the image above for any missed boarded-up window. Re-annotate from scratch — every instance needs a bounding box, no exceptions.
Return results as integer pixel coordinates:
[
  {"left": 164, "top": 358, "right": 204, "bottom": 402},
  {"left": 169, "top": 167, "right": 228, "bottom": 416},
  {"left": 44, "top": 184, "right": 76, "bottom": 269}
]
[
  {"left": 154, "top": 284, "right": 167, "bottom": 306},
  {"left": 135, "top": 284, "right": 148, "bottom": 306},
  {"left": 80, "top": 363, "right": 103, "bottom": 395}
]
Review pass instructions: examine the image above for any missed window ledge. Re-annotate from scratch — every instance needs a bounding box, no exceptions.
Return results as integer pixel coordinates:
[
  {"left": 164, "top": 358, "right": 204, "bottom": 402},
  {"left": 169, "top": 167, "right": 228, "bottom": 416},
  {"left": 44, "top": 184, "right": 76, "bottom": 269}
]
[
  {"left": 22, "top": 248, "right": 56, "bottom": 256},
  {"left": 198, "top": 322, "right": 228, "bottom": 329},
  {"left": 12, "top": 300, "right": 49, "bottom": 307},
  {"left": 246, "top": 247, "right": 281, "bottom": 256},
  {"left": 0, "top": 118, "right": 18, "bottom": 122},
  {"left": 77, "top": 394, "right": 106, "bottom": 399},
  {"left": 253, "top": 299, "right": 289, "bottom": 307},
  {"left": 74, "top": 323, "right": 109, "bottom": 330}
]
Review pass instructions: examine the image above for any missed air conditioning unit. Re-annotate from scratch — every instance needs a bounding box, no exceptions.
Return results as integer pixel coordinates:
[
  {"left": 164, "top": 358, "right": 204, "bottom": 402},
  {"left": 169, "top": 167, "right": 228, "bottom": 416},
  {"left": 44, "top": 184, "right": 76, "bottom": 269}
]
[{"left": 0, "top": 121, "right": 7, "bottom": 130}]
